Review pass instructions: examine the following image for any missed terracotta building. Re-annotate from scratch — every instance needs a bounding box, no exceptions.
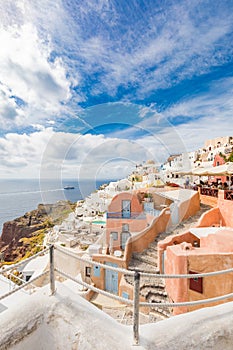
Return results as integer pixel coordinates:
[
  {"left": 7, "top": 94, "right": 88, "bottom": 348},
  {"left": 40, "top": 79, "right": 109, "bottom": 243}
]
[
  {"left": 158, "top": 190, "right": 233, "bottom": 315},
  {"left": 211, "top": 153, "right": 226, "bottom": 184},
  {"left": 81, "top": 188, "right": 200, "bottom": 300},
  {"left": 106, "top": 192, "right": 148, "bottom": 255}
]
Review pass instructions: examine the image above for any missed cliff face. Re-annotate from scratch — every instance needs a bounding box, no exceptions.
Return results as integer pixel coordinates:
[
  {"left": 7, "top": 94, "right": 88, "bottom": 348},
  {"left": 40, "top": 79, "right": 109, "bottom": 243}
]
[{"left": 0, "top": 201, "right": 76, "bottom": 262}]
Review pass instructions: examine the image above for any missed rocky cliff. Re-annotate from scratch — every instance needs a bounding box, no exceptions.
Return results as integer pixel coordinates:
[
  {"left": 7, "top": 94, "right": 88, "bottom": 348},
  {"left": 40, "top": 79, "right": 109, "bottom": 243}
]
[{"left": 0, "top": 201, "right": 76, "bottom": 263}]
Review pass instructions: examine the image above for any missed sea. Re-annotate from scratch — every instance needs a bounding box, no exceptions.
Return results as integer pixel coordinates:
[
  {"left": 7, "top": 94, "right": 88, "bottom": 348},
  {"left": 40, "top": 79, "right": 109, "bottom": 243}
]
[{"left": 0, "top": 178, "right": 113, "bottom": 235}]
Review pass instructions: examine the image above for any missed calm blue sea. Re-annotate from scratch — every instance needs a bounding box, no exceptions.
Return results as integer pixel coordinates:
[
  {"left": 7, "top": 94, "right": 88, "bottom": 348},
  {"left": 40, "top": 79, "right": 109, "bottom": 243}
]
[{"left": 0, "top": 178, "right": 112, "bottom": 235}]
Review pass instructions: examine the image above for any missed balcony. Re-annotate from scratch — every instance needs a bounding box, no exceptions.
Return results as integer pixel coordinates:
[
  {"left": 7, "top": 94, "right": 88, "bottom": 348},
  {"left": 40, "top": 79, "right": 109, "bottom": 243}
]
[
  {"left": 224, "top": 190, "right": 233, "bottom": 201},
  {"left": 106, "top": 212, "right": 146, "bottom": 219},
  {"left": 200, "top": 187, "right": 218, "bottom": 197}
]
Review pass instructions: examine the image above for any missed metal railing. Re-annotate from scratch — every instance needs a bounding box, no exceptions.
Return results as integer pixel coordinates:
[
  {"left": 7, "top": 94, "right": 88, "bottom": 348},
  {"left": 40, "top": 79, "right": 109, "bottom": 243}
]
[
  {"left": 1, "top": 245, "right": 233, "bottom": 346},
  {"left": 52, "top": 245, "right": 233, "bottom": 346},
  {"left": 106, "top": 212, "right": 146, "bottom": 219},
  {"left": 200, "top": 187, "right": 218, "bottom": 197},
  {"left": 0, "top": 247, "right": 50, "bottom": 301},
  {"left": 224, "top": 190, "right": 233, "bottom": 201}
]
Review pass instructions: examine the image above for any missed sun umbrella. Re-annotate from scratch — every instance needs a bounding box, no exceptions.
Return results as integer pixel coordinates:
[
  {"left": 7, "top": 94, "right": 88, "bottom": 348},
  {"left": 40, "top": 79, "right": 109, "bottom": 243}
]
[
  {"left": 206, "top": 162, "right": 233, "bottom": 176},
  {"left": 192, "top": 166, "right": 214, "bottom": 176},
  {"left": 173, "top": 168, "right": 193, "bottom": 175}
]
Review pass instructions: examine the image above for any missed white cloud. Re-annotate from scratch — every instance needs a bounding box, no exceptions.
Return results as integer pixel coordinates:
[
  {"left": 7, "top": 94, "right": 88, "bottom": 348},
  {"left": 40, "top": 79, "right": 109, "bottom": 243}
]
[
  {"left": 0, "top": 128, "right": 150, "bottom": 179},
  {"left": 59, "top": 0, "right": 233, "bottom": 98},
  {"left": 1, "top": 0, "right": 232, "bottom": 122},
  {"left": 123, "top": 112, "right": 232, "bottom": 168},
  {"left": 134, "top": 76, "right": 233, "bottom": 149},
  {"left": 171, "top": 115, "right": 233, "bottom": 153},
  {"left": 41, "top": 132, "right": 150, "bottom": 179},
  {"left": 0, "top": 89, "right": 23, "bottom": 128},
  {"left": 0, "top": 105, "right": 231, "bottom": 179},
  {"left": 158, "top": 77, "right": 233, "bottom": 122},
  {"left": 0, "top": 1, "right": 232, "bottom": 179},
  {"left": 0, "top": 18, "right": 71, "bottom": 129}
]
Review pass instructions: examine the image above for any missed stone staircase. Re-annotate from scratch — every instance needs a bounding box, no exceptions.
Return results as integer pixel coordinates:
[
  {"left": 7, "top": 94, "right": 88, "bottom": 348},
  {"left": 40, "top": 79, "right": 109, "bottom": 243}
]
[
  {"left": 126, "top": 203, "right": 211, "bottom": 320},
  {"left": 124, "top": 268, "right": 172, "bottom": 320},
  {"left": 131, "top": 241, "right": 158, "bottom": 271},
  {"left": 128, "top": 230, "right": 171, "bottom": 273},
  {"left": 140, "top": 282, "right": 171, "bottom": 319},
  {"left": 127, "top": 231, "right": 172, "bottom": 320}
]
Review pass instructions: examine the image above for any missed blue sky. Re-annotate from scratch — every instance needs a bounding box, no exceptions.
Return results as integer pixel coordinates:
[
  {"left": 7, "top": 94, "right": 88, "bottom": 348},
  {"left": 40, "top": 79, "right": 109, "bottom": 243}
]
[{"left": 0, "top": 0, "right": 233, "bottom": 179}]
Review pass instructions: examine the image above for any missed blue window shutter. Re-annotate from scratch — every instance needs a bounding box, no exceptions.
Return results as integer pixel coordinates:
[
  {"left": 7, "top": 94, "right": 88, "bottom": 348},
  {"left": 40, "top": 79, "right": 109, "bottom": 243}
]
[{"left": 94, "top": 265, "right": 101, "bottom": 277}]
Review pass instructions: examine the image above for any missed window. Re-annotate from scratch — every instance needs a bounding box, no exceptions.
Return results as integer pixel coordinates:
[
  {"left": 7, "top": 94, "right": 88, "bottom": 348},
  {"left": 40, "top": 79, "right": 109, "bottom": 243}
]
[
  {"left": 189, "top": 271, "right": 203, "bottom": 293},
  {"left": 122, "top": 223, "right": 129, "bottom": 232},
  {"left": 121, "top": 231, "right": 131, "bottom": 250},
  {"left": 122, "top": 200, "right": 131, "bottom": 218},
  {"left": 111, "top": 232, "right": 118, "bottom": 240},
  {"left": 85, "top": 267, "right": 91, "bottom": 277}
]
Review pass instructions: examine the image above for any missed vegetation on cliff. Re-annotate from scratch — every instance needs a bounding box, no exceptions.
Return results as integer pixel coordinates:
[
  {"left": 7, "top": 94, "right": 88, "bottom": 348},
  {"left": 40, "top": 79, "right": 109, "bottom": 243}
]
[{"left": 0, "top": 200, "right": 76, "bottom": 264}]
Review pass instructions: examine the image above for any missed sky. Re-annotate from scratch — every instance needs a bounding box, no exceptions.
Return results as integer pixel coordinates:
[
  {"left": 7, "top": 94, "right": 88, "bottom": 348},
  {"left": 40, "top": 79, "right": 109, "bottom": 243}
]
[{"left": 0, "top": 0, "right": 233, "bottom": 180}]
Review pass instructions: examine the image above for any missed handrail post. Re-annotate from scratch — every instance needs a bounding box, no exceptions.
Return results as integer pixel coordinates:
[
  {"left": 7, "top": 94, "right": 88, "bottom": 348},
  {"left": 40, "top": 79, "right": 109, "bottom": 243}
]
[
  {"left": 49, "top": 245, "right": 55, "bottom": 295},
  {"left": 133, "top": 270, "right": 140, "bottom": 345}
]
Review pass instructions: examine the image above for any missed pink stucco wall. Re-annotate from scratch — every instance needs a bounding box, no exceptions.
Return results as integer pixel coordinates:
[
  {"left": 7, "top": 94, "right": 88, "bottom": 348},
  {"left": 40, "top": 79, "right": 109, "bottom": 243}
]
[
  {"left": 107, "top": 192, "right": 143, "bottom": 214},
  {"left": 159, "top": 191, "right": 233, "bottom": 315},
  {"left": 125, "top": 208, "right": 171, "bottom": 263},
  {"left": 197, "top": 190, "right": 233, "bottom": 227},
  {"left": 196, "top": 207, "right": 223, "bottom": 227},
  {"left": 164, "top": 245, "right": 189, "bottom": 314},
  {"left": 201, "top": 231, "right": 233, "bottom": 252},
  {"left": 106, "top": 192, "right": 147, "bottom": 251},
  {"left": 91, "top": 208, "right": 171, "bottom": 294},
  {"left": 218, "top": 190, "right": 233, "bottom": 227},
  {"left": 212, "top": 154, "right": 226, "bottom": 183},
  {"left": 157, "top": 231, "right": 199, "bottom": 272},
  {"left": 165, "top": 241, "right": 233, "bottom": 315}
]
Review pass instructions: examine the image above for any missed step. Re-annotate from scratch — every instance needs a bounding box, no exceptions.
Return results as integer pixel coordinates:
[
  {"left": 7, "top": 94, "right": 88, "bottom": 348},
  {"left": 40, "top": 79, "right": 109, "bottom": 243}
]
[
  {"left": 149, "top": 311, "right": 167, "bottom": 321},
  {"left": 140, "top": 287, "right": 167, "bottom": 298},
  {"left": 128, "top": 259, "right": 157, "bottom": 273},
  {"left": 149, "top": 308, "right": 171, "bottom": 318},
  {"left": 157, "top": 232, "right": 171, "bottom": 241},
  {"left": 147, "top": 244, "right": 158, "bottom": 251},
  {"left": 140, "top": 289, "right": 167, "bottom": 299},
  {"left": 150, "top": 306, "right": 171, "bottom": 316},
  {"left": 140, "top": 280, "right": 165, "bottom": 289},
  {"left": 132, "top": 253, "right": 157, "bottom": 267},
  {"left": 146, "top": 294, "right": 167, "bottom": 304},
  {"left": 149, "top": 241, "right": 158, "bottom": 249},
  {"left": 147, "top": 298, "right": 171, "bottom": 309},
  {"left": 146, "top": 249, "right": 158, "bottom": 258}
]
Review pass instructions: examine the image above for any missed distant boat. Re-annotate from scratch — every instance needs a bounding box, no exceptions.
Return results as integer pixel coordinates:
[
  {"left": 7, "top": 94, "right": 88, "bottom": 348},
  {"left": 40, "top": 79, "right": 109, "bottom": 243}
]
[{"left": 64, "top": 186, "right": 75, "bottom": 190}]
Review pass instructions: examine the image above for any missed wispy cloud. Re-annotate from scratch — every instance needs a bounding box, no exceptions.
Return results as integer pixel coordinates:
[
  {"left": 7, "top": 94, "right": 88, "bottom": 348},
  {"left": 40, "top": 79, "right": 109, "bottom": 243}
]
[
  {"left": 3, "top": 0, "right": 232, "bottom": 106},
  {"left": 0, "top": 1, "right": 233, "bottom": 178},
  {"left": 1, "top": 1, "right": 233, "bottom": 114},
  {"left": 58, "top": 0, "right": 233, "bottom": 99}
]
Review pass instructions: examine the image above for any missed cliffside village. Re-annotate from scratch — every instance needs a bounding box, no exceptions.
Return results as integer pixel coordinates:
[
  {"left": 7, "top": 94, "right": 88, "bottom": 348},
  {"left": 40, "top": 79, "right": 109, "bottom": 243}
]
[{"left": 1, "top": 135, "right": 233, "bottom": 322}]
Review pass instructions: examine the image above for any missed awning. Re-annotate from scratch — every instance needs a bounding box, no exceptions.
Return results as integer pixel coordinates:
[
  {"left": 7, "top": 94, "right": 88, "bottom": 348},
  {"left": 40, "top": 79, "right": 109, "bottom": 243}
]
[
  {"left": 173, "top": 168, "right": 194, "bottom": 175},
  {"left": 192, "top": 167, "right": 214, "bottom": 176},
  {"left": 204, "top": 162, "right": 233, "bottom": 176},
  {"left": 175, "top": 162, "right": 233, "bottom": 177}
]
